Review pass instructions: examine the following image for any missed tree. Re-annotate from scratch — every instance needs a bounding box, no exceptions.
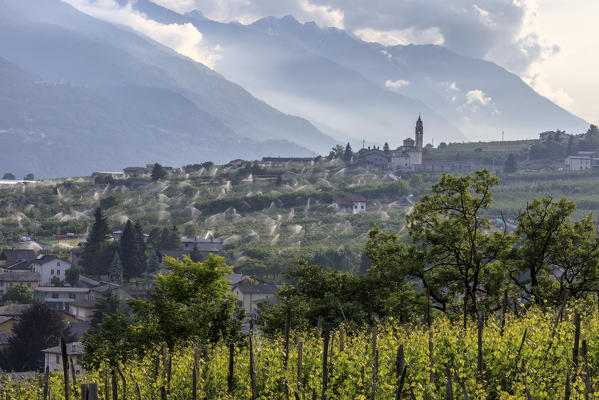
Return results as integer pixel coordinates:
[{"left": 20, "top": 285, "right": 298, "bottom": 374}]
[
  {"left": 511, "top": 197, "right": 577, "bottom": 304},
  {"left": 109, "top": 251, "right": 123, "bottom": 284},
  {"left": 147, "top": 226, "right": 180, "bottom": 251},
  {"left": 438, "top": 142, "right": 448, "bottom": 149},
  {"left": 151, "top": 163, "right": 167, "bottom": 181},
  {"left": 2, "top": 173, "right": 15, "bottom": 180},
  {"left": 548, "top": 214, "right": 599, "bottom": 301},
  {"left": 90, "top": 290, "right": 122, "bottom": 328},
  {"left": 2, "top": 285, "right": 33, "bottom": 304},
  {"left": 406, "top": 170, "right": 514, "bottom": 327},
  {"left": 120, "top": 220, "right": 145, "bottom": 280},
  {"left": 327, "top": 144, "right": 344, "bottom": 160},
  {"left": 503, "top": 154, "right": 517, "bottom": 174},
  {"left": 147, "top": 251, "right": 160, "bottom": 273},
  {"left": 129, "top": 255, "right": 242, "bottom": 353},
  {"left": 2, "top": 303, "right": 72, "bottom": 371},
  {"left": 23, "top": 173, "right": 34, "bottom": 181},
  {"left": 81, "top": 207, "right": 113, "bottom": 276},
  {"left": 65, "top": 266, "right": 80, "bottom": 286},
  {"left": 383, "top": 142, "right": 390, "bottom": 154},
  {"left": 343, "top": 143, "right": 353, "bottom": 162}
]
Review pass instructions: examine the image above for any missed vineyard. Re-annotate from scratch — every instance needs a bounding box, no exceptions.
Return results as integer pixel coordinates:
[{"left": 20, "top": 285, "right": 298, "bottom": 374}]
[{"left": 3, "top": 301, "right": 599, "bottom": 399}]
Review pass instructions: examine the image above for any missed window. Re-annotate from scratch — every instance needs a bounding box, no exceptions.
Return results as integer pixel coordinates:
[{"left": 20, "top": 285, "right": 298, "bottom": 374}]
[
  {"left": 51, "top": 269, "right": 54, "bottom": 275},
  {"left": 52, "top": 293, "right": 59, "bottom": 299},
  {"left": 57, "top": 270, "right": 60, "bottom": 275},
  {"left": 69, "top": 293, "right": 76, "bottom": 299},
  {"left": 56, "top": 355, "right": 60, "bottom": 364},
  {"left": 57, "top": 262, "right": 60, "bottom": 266}
]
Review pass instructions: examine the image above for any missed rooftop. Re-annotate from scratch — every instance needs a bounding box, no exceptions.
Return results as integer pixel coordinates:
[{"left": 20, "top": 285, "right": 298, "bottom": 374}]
[
  {"left": 42, "top": 342, "right": 84, "bottom": 355},
  {"left": 32, "top": 255, "right": 69, "bottom": 265},
  {"left": 34, "top": 286, "right": 90, "bottom": 293},
  {"left": 0, "top": 249, "right": 35, "bottom": 262},
  {"left": 0, "top": 304, "right": 31, "bottom": 316},
  {"left": 0, "top": 271, "right": 39, "bottom": 282},
  {"left": 236, "top": 283, "right": 278, "bottom": 295}
]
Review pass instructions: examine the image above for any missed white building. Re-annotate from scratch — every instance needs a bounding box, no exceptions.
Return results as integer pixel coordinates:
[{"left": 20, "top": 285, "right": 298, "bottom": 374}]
[
  {"left": 391, "top": 116, "right": 424, "bottom": 170},
  {"left": 181, "top": 237, "right": 223, "bottom": 253},
  {"left": 42, "top": 342, "right": 84, "bottom": 373},
  {"left": 333, "top": 195, "right": 367, "bottom": 214},
  {"left": 31, "top": 256, "right": 71, "bottom": 286},
  {"left": 231, "top": 284, "right": 278, "bottom": 318}
]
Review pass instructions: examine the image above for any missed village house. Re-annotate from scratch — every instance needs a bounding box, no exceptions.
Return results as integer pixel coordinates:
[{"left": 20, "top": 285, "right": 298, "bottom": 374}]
[
  {"left": 42, "top": 342, "right": 84, "bottom": 373},
  {"left": 355, "top": 148, "right": 390, "bottom": 170},
  {"left": 123, "top": 166, "right": 150, "bottom": 177},
  {"left": 34, "top": 287, "right": 90, "bottom": 311},
  {"left": 0, "top": 271, "right": 39, "bottom": 296},
  {"left": 0, "top": 249, "right": 35, "bottom": 265},
  {"left": 68, "top": 301, "right": 96, "bottom": 321},
  {"left": 91, "top": 171, "right": 125, "bottom": 180},
  {"left": 1, "top": 259, "right": 33, "bottom": 272},
  {"left": 231, "top": 283, "right": 278, "bottom": 318},
  {"left": 181, "top": 237, "right": 224, "bottom": 254},
  {"left": 565, "top": 155, "right": 592, "bottom": 171},
  {"left": 31, "top": 256, "right": 71, "bottom": 286},
  {"left": 333, "top": 195, "right": 367, "bottom": 214},
  {"left": 539, "top": 130, "right": 570, "bottom": 143},
  {"left": 260, "top": 157, "right": 314, "bottom": 168},
  {"left": 0, "top": 316, "right": 16, "bottom": 333}
]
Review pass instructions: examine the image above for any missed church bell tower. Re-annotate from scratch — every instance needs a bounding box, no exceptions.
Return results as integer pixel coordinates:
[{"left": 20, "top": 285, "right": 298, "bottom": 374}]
[{"left": 415, "top": 115, "right": 423, "bottom": 151}]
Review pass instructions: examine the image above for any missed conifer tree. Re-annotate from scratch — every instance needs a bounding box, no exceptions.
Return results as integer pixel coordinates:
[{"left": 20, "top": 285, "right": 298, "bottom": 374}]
[
  {"left": 151, "top": 163, "right": 167, "bottom": 181},
  {"left": 120, "top": 220, "right": 137, "bottom": 280},
  {"left": 81, "top": 207, "right": 112, "bottom": 276},
  {"left": 109, "top": 251, "right": 123, "bottom": 284},
  {"left": 343, "top": 142, "right": 353, "bottom": 162},
  {"left": 147, "top": 251, "right": 160, "bottom": 273},
  {"left": 383, "top": 142, "right": 390, "bottom": 154}
]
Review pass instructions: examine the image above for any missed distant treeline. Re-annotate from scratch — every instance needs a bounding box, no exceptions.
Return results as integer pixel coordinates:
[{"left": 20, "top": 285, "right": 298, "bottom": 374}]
[{"left": 196, "top": 181, "right": 409, "bottom": 215}]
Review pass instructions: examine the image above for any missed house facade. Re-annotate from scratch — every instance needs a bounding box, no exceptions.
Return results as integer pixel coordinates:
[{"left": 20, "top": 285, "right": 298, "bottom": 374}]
[
  {"left": 260, "top": 157, "right": 314, "bottom": 168},
  {"left": 231, "top": 283, "right": 278, "bottom": 318},
  {"left": 181, "top": 237, "right": 224, "bottom": 253},
  {"left": 355, "top": 148, "right": 390, "bottom": 170},
  {"left": 34, "top": 287, "right": 90, "bottom": 311},
  {"left": 31, "top": 256, "right": 71, "bottom": 286},
  {"left": 0, "top": 249, "right": 35, "bottom": 265},
  {"left": 42, "top": 342, "right": 84, "bottom": 373},
  {"left": 333, "top": 195, "right": 367, "bottom": 214},
  {"left": 0, "top": 271, "right": 39, "bottom": 296}
]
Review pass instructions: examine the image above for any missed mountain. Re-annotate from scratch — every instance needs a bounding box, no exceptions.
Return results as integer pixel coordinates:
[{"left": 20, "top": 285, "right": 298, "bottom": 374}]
[
  {"left": 128, "top": 1, "right": 466, "bottom": 145},
  {"left": 248, "top": 17, "right": 588, "bottom": 140},
  {"left": 127, "top": 1, "right": 587, "bottom": 142},
  {"left": 0, "top": 0, "right": 336, "bottom": 177}
]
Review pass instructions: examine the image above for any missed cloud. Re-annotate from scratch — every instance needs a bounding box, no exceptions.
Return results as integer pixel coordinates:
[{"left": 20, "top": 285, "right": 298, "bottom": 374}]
[
  {"left": 61, "top": 0, "right": 222, "bottom": 68},
  {"left": 155, "top": 0, "right": 556, "bottom": 76},
  {"left": 465, "top": 89, "right": 491, "bottom": 106},
  {"left": 385, "top": 79, "right": 410, "bottom": 90}
]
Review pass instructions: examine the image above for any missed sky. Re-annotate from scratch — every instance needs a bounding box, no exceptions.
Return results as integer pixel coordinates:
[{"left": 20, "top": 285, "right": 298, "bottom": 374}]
[{"left": 63, "top": 0, "right": 599, "bottom": 124}]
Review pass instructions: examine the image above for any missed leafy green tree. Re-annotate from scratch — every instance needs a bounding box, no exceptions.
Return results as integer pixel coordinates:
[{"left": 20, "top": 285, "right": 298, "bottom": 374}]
[
  {"left": 50, "top": 276, "right": 63, "bottom": 287},
  {"left": 503, "top": 154, "right": 517, "bottom": 174},
  {"left": 81, "top": 207, "right": 113, "bottom": 276},
  {"left": 383, "top": 142, "right": 390, "bottom": 154},
  {"left": 129, "top": 255, "right": 242, "bottom": 353},
  {"left": 82, "top": 312, "right": 135, "bottom": 375},
  {"left": 2, "top": 173, "right": 15, "bottom": 180},
  {"left": 548, "top": 214, "right": 599, "bottom": 300},
  {"left": 511, "top": 197, "right": 577, "bottom": 303},
  {"left": 258, "top": 259, "right": 365, "bottom": 337},
  {"left": 3, "top": 303, "right": 72, "bottom": 371},
  {"left": 2, "top": 285, "right": 33, "bottom": 304},
  {"left": 65, "top": 266, "right": 80, "bottom": 286},
  {"left": 147, "top": 226, "right": 180, "bottom": 251},
  {"left": 90, "top": 290, "right": 122, "bottom": 328},
  {"left": 327, "top": 144, "right": 344, "bottom": 160},
  {"left": 109, "top": 251, "right": 123, "bottom": 284},
  {"left": 151, "top": 163, "right": 167, "bottom": 181},
  {"left": 23, "top": 173, "right": 34, "bottom": 181},
  {"left": 407, "top": 170, "right": 514, "bottom": 327},
  {"left": 438, "top": 142, "right": 448, "bottom": 149}
]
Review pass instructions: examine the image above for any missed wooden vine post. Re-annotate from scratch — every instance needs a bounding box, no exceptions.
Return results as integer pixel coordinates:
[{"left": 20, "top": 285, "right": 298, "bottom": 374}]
[
  {"left": 249, "top": 320, "right": 257, "bottom": 400},
  {"left": 192, "top": 346, "right": 199, "bottom": 400},
  {"left": 321, "top": 329, "right": 330, "bottom": 400},
  {"left": 61, "top": 336, "right": 70, "bottom": 400},
  {"left": 227, "top": 342, "right": 235, "bottom": 394}
]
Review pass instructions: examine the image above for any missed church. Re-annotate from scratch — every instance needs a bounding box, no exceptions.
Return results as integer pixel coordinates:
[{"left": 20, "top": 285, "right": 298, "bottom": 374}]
[
  {"left": 355, "top": 116, "right": 424, "bottom": 171},
  {"left": 391, "top": 115, "right": 424, "bottom": 170}
]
